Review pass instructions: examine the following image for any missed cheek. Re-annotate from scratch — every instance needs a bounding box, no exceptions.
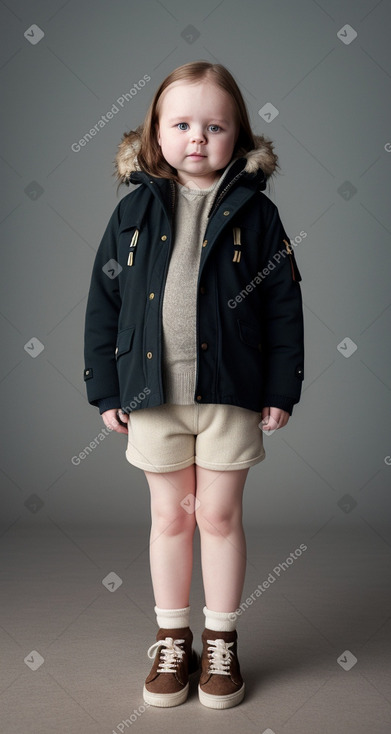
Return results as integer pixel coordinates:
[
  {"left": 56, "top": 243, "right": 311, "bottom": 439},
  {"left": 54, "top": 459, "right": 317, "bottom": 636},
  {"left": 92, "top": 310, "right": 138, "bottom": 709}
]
[
  {"left": 161, "top": 137, "right": 173, "bottom": 155},
  {"left": 165, "top": 135, "right": 181, "bottom": 153},
  {"left": 216, "top": 137, "right": 234, "bottom": 156},
  {"left": 159, "top": 137, "right": 179, "bottom": 163}
]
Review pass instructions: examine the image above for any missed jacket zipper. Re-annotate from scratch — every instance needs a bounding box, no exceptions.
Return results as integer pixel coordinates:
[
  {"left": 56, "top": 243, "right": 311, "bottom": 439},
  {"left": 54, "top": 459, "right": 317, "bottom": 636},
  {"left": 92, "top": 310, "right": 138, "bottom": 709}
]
[
  {"left": 169, "top": 178, "right": 176, "bottom": 224},
  {"left": 156, "top": 178, "right": 177, "bottom": 401},
  {"left": 207, "top": 169, "right": 246, "bottom": 220},
  {"left": 166, "top": 168, "right": 246, "bottom": 223}
]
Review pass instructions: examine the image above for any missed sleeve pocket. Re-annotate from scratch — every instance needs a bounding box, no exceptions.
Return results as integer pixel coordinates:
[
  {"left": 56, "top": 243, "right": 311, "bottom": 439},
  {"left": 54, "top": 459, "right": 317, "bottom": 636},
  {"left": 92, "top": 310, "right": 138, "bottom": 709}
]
[{"left": 289, "top": 252, "right": 302, "bottom": 282}]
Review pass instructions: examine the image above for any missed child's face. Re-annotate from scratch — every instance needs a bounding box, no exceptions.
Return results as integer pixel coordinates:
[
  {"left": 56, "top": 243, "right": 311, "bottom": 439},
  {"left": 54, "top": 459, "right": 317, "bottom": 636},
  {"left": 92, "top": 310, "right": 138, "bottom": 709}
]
[{"left": 155, "top": 79, "right": 239, "bottom": 188}]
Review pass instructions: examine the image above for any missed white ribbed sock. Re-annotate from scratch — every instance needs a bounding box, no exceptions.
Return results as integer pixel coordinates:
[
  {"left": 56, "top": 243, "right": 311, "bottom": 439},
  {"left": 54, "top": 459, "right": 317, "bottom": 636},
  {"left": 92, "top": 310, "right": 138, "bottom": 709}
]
[
  {"left": 203, "top": 605, "right": 238, "bottom": 632},
  {"left": 154, "top": 605, "right": 190, "bottom": 629}
]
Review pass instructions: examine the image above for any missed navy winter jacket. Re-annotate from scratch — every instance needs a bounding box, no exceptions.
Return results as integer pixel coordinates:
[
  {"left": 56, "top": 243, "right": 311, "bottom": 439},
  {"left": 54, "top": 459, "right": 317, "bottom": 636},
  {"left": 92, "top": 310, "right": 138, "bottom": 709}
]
[{"left": 83, "top": 135, "right": 304, "bottom": 416}]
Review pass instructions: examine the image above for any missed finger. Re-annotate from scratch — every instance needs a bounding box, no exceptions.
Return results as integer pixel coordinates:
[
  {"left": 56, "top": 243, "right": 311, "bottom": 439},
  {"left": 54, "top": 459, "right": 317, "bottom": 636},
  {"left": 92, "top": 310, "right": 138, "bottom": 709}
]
[
  {"left": 266, "top": 414, "right": 279, "bottom": 430},
  {"left": 260, "top": 407, "right": 270, "bottom": 425},
  {"left": 117, "top": 409, "right": 129, "bottom": 425},
  {"left": 261, "top": 415, "right": 279, "bottom": 433},
  {"left": 111, "top": 423, "right": 128, "bottom": 435},
  {"left": 105, "top": 416, "right": 122, "bottom": 432},
  {"left": 268, "top": 407, "right": 281, "bottom": 423}
]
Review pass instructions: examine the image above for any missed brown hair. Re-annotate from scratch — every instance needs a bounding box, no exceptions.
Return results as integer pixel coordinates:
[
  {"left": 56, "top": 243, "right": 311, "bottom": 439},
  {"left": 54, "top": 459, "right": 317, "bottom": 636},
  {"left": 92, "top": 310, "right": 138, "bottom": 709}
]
[{"left": 121, "top": 61, "right": 258, "bottom": 185}]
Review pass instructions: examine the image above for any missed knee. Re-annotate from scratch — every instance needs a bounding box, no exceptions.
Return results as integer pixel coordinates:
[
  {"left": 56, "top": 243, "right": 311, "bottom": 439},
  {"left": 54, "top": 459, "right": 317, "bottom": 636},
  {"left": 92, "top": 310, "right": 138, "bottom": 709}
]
[
  {"left": 195, "top": 504, "right": 241, "bottom": 537},
  {"left": 151, "top": 504, "right": 197, "bottom": 537}
]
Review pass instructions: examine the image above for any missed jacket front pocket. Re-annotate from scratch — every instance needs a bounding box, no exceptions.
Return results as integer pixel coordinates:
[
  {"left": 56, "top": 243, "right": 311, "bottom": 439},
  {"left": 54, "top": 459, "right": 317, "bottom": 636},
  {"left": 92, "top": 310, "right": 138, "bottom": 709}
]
[
  {"left": 237, "top": 319, "right": 262, "bottom": 352},
  {"left": 115, "top": 325, "right": 135, "bottom": 359}
]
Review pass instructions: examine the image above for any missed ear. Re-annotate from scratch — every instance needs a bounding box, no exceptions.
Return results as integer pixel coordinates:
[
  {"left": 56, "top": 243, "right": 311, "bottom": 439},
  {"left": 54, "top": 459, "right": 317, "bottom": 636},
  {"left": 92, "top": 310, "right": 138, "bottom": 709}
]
[{"left": 155, "top": 123, "right": 161, "bottom": 146}]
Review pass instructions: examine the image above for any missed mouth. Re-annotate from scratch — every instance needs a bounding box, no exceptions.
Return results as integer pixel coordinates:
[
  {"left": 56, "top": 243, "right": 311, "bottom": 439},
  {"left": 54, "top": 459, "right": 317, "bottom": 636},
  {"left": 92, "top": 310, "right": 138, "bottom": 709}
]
[{"left": 188, "top": 153, "right": 206, "bottom": 158}]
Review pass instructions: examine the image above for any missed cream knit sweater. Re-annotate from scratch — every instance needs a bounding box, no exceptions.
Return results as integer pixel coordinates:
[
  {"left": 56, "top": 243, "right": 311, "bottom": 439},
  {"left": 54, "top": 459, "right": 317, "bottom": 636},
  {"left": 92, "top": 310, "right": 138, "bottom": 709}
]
[{"left": 162, "top": 160, "right": 237, "bottom": 404}]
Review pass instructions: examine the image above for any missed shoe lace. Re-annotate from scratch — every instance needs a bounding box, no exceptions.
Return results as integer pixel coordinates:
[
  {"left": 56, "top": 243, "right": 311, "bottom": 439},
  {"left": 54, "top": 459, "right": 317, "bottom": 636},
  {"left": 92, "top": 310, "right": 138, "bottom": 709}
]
[
  {"left": 147, "top": 637, "right": 186, "bottom": 673},
  {"left": 206, "top": 638, "right": 234, "bottom": 675}
]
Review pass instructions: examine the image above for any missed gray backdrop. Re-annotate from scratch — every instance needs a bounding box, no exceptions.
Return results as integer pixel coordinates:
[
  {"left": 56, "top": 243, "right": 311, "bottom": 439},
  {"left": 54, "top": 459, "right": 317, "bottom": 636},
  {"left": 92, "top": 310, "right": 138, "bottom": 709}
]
[{"left": 1, "top": 0, "right": 390, "bottom": 532}]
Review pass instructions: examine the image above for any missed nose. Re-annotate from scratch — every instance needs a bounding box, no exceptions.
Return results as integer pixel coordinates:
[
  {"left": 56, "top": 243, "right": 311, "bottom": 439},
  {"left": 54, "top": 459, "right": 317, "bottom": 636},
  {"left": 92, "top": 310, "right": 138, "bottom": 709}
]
[{"left": 191, "top": 129, "right": 206, "bottom": 144}]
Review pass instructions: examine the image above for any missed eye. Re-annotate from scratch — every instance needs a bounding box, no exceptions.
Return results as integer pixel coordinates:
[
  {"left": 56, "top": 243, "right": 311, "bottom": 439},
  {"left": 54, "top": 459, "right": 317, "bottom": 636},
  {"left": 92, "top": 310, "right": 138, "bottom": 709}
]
[
  {"left": 209, "top": 124, "right": 222, "bottom": 132},
  {"left": 177, "top": 122, "right": 189, "bottom": 131}
]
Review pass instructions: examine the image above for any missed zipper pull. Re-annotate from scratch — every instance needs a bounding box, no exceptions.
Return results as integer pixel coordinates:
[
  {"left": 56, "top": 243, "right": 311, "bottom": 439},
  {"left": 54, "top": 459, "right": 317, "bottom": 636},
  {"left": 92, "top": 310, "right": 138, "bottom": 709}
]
[
  {"left": 232, "top": 227, "right": 242, "bottom": 262},
  {"left": 127, "top": 228, "right": 139, "bottom": 266},
  {"left": 233, "top": 227, "right": 241, "bottom": 245}
]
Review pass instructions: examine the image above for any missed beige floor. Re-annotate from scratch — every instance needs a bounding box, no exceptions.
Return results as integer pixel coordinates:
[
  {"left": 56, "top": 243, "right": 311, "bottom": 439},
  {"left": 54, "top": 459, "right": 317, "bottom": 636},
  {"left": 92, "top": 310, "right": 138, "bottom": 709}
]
[{"left": 1, "top": 523, "right": 390, "bottom": 734}]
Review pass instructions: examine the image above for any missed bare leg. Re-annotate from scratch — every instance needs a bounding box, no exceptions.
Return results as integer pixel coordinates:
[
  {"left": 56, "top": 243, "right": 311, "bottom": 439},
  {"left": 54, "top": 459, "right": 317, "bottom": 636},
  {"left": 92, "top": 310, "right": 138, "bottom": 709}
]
[
  {"left": 195, "top": 466, "right": 249, "bottom": 612},
  {"left": 144, "top": 465, "right": 197, "bottom": 609}
]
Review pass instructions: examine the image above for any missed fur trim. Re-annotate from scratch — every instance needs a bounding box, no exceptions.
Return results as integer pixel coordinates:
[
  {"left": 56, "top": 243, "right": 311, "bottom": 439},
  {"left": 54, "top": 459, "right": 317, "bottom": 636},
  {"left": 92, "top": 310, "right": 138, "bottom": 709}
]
[
  {"left": 114, "top": 131, "right": 278, "bottom": 184},
  {"left": 243, "top": 134, "right": 278, "bottom": 177}
]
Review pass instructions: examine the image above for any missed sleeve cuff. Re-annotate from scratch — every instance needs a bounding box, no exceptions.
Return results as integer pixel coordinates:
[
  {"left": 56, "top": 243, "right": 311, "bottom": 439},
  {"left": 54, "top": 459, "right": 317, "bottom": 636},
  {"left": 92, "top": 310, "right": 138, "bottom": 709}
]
[
  {"left": 261, "top": 394, "right": 295, "bottom": 415},
  {"left": 97, "top": 395, "right": 121, "bottom": 415}
]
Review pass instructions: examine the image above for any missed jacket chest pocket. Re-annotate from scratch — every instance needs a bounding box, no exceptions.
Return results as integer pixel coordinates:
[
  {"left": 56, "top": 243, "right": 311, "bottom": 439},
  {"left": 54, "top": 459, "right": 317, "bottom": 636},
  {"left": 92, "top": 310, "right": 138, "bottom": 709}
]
[{"left": 115, "top": 325, "right": 135, "bottom": 360}]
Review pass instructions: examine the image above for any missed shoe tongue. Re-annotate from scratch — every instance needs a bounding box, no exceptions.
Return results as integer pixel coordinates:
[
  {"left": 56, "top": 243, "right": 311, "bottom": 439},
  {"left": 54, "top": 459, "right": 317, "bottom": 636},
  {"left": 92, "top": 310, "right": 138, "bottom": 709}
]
[
  {"left": 157, "top": 626, "right": 191, "bottom": 641},
  {"left": 203, "top": 628, "right": 237, "bottom": 641}
]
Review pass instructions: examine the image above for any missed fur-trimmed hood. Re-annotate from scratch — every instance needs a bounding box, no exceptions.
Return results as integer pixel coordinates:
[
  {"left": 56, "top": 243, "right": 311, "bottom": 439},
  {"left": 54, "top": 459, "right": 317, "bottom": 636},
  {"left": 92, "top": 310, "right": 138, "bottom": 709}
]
[{"left": 114, "top": 131, "right": 278, "bottom": 184}]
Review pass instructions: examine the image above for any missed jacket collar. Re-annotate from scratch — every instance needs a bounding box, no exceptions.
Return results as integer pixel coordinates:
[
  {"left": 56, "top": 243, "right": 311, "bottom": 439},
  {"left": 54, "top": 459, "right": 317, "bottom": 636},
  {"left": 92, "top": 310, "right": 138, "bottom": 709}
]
[
  {"left": 114, "top": 132, "right": 278, "bottom": 223},
  {"left": 114, "top": 131, "right": 278, "bottom": 186}
]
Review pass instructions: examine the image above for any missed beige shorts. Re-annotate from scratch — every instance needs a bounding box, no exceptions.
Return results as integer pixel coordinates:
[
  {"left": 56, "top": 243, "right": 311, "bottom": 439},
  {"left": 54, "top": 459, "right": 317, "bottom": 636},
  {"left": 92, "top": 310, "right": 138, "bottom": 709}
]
[{"left": 125, "top": 402, "right": 266, "bottom": 473}]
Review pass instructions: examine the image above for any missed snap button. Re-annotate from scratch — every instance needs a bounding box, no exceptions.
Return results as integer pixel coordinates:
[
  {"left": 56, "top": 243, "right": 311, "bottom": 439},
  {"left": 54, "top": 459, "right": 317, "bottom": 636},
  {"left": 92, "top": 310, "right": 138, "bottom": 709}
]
[
  {"left": 202, "top": 239, "right": 208, "bottom": 247},
  {"left": 115, "top": 347, "right": 118, "bottom": 355},
  {"left": 85, "top": 369, "right": 90, "bottom": 375},
  {"left": 161, "top": 235, "right": 167, "bottom": 241},
  {"left": 223, "top": 210, "right": 230, "bottom": 216},
  {"left": 146, "top": 351, "right": 153, "bottom": 359},
  {"left": 201, "top": 342, "right": 208, "bottom": 350},
  {"left": 149, "top": 292, "right": 155, "bottom": 300},
  {"left": 295, "top": 366, "right": 304, "bottom": 378},
  {"left": 196, "top": 395, "right": 202, "bottom": 401}
]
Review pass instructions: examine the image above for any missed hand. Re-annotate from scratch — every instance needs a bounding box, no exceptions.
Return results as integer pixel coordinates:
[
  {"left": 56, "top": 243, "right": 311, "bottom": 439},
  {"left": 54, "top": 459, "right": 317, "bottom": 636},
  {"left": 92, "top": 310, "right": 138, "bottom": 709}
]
[
  {"left": 102, "top": 408, "right": 129, "bottom": 435},
  {"left": 261, "top": 407, "right": 290, "bottom": 432}
]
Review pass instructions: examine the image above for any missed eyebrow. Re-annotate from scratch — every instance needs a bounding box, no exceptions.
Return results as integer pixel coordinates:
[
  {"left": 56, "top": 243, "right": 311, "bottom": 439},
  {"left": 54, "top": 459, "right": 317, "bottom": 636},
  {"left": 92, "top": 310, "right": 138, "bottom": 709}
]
[{"left": 167, "top": 117, "right": 230, "bottom": 124}]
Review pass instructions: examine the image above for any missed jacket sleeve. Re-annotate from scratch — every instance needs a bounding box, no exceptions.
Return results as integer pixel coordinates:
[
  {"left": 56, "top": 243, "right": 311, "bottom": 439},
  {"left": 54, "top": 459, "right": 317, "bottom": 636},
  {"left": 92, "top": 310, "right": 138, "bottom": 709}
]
[
  {"left": 258, "top": 204, "right": 304, "bottom": 415},
  {"left": 83, "top": 202, "right": 123, "bottom": 409}
]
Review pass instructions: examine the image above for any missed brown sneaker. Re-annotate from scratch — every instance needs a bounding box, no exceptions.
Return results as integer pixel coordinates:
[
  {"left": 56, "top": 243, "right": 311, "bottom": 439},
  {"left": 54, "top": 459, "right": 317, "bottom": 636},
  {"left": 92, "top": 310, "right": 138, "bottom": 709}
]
[
  {"left": 198, "top": 628, "right": 245, "bottom": 709},
  {"left": 143, "top": 626, "right": 200, "bottom": 707}
]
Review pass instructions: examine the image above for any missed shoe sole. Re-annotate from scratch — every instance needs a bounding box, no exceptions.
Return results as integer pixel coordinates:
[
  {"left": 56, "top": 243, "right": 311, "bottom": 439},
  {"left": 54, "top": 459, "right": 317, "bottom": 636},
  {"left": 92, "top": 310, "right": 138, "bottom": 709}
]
[
  {"left": 143, "top": 681, "right": 190, "bottom": 707},
  {"left": 198, "top": 682, "right": 245, "bottom": 709}
]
